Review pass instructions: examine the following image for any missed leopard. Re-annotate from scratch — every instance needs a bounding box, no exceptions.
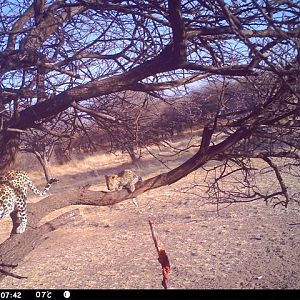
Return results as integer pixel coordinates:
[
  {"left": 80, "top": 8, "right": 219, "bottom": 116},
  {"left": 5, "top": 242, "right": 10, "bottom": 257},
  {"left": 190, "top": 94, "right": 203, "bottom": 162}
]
[
  {"left": 0, "top": 170, "right": 58, "bottom": 234},
  {"left": 105, "top": 169, "right": 142, "bottom": 193}
]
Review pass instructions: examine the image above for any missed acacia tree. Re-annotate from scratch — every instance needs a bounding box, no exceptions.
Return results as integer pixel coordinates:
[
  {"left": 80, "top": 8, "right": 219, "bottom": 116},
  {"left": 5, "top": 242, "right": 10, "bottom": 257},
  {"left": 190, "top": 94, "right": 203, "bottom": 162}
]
[
  {"left": 0, "top": 0, "right": 299, "bottom": 277},
  {"left": 20, "top": 127, "right": 71, "bottom": 181}
]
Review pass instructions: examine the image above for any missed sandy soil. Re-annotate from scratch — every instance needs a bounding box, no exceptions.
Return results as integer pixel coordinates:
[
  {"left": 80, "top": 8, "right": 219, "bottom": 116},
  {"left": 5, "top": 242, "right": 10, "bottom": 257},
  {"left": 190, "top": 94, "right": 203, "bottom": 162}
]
[{"left": 1, "top": 166, "right": 300, "bottom": 289}]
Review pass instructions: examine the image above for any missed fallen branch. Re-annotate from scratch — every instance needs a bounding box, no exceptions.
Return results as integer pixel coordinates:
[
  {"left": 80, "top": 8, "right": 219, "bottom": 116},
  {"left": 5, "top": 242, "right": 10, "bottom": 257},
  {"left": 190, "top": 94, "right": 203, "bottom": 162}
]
[
  {"left": 0, "top": 267, "right": 28, "bottom": 280},
  {"left": 0, "top": 209, "right": 82, "bottom": 281}
]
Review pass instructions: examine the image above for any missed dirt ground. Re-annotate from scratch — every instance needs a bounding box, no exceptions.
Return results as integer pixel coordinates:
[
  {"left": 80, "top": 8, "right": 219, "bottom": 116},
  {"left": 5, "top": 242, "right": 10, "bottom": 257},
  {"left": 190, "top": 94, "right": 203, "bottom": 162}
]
[{"left": 1, "top": 166, "right": 300, "bottom": 289}]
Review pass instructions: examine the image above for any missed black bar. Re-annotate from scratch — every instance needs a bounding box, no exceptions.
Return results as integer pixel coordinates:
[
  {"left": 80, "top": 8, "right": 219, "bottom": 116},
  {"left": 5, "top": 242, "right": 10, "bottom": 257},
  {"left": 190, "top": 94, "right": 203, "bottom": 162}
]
[{"left": 0, "top": 289, "right": 298, "bottom": 300}]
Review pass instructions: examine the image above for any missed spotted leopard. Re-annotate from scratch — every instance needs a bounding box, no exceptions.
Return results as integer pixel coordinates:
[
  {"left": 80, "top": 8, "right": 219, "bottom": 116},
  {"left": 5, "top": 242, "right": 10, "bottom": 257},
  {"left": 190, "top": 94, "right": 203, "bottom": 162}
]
[
  {"left": 105, "top": 169, "right": 142, "bottom": 193},
  {"left": 0, "top": 170, "right": 58, "bottom": 234}
]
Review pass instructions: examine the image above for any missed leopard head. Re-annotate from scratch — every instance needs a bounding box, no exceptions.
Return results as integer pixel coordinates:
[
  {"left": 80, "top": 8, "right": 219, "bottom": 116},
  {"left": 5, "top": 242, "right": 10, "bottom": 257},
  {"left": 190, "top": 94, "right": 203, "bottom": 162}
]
[{"left": 105, "top": 174, "right": 119, "bottom": 191}]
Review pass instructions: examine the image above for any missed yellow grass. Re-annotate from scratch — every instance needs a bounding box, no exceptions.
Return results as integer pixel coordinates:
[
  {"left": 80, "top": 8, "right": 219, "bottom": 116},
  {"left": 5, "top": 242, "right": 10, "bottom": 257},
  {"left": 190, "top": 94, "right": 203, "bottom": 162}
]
[{"left": 19, "top": 132, "right": 201, "bottom": 188}]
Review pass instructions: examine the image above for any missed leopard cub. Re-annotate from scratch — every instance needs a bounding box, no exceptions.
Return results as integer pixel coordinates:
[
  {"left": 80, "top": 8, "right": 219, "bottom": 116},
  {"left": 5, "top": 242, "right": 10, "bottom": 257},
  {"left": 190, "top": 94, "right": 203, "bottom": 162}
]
[{"left": 105, "top": 169, "right": 142, "bottom": 193}]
